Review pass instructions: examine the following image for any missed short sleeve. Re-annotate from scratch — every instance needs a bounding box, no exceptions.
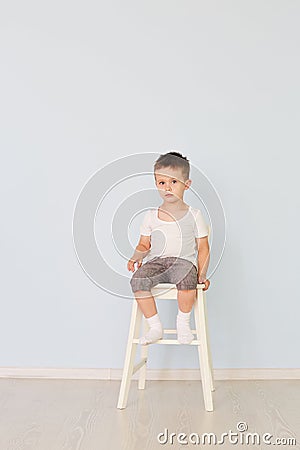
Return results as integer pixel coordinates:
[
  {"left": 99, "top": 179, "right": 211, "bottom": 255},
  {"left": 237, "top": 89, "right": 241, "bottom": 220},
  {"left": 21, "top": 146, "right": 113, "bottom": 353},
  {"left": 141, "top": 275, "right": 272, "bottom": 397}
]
[
  {"left": 140, "top": 210, "right": 152, "bottom": 236},
  {"left": 193, "top": 209, "right": 209, "bottom": 238}
]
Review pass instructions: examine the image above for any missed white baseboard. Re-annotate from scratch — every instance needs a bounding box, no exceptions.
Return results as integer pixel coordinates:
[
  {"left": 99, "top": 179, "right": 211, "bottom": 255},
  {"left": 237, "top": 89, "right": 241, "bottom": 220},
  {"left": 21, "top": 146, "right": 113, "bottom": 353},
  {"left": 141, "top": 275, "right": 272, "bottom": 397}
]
[{"left": 0, "top": 367, "right": 300, "bottom": 380}]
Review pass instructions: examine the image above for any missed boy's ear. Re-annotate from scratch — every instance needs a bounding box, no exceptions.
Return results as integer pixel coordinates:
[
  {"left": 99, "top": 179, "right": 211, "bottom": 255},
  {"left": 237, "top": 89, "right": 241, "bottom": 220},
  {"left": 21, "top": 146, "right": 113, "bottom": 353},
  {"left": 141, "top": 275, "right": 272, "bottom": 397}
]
[{"left": 184, "top": 179, "right": 192, "bottom": 189}]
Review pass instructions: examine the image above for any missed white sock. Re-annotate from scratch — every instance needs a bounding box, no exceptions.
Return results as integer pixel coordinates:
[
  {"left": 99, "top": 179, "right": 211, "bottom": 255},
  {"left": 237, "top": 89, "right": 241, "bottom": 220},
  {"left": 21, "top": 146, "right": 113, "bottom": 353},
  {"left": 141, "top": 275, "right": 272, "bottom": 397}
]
[
  {"left": 176, "top": 309, "right": 194, "bottom": 344},
  {"left": 139, "top": 313, "right": 163, "bottom": 345}
]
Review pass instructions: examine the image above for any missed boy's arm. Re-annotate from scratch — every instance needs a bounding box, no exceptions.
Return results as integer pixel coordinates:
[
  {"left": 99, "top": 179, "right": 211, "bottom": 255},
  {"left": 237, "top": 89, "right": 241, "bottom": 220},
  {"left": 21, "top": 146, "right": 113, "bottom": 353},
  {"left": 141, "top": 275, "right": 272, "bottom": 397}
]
[
  {"left": 128, "top": 235, "right": 151, "bottom": 271},
  {"left": 195, "top": 236, "right": 210, "bottom": 282},
  {"left": 130, "top": 235, "right": 151, "bottom": 260}
]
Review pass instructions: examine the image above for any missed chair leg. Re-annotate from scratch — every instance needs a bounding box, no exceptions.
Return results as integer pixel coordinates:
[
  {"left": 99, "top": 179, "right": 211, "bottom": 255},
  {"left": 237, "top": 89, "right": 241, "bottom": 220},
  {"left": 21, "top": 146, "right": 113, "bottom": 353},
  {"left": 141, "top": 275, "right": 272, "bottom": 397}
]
[
  {"left": 117, "top": 300, "right": 143, "bottom": 409},
  {"left": 203, "top": 291, "right": 215, "bottom": 392},
  {"left": 194, "top": 289, "right": 214, "bottom": 412},
  {"left": 138, "top": 316, "right": 149, "bottom": 390}
]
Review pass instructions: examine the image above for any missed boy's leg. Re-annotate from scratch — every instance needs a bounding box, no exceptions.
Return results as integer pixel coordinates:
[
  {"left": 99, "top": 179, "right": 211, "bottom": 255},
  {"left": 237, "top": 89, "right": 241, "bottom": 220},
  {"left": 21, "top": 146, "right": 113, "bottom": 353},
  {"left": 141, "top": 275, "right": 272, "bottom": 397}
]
[
  {"left": 130, "top": 258, "right": 169, "bottom": 345},
  {"left": 133, "top": 290, "right": 163, "bottom": 345},
  {"left": 177, "top": 288, "right": 196, "bottom": 313},
  {"left": 134, "top": 290, "right": 157, "bottom": 318},
  {"left": 177, "top": 289, "right": 196, "bottom": 344},
  {"left": 176, "top": 289, "right": 197, "bottom": 344},
  {"left": 169, "top": 258, "right": 198, "bottom": 344}
]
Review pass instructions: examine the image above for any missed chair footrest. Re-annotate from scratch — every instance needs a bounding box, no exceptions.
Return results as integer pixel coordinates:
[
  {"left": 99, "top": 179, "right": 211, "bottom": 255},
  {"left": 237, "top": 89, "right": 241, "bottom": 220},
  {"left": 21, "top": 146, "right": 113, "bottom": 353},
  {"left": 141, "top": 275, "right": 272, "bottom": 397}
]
[
  {"left": 132, "top": 357, "right": 147, "bottom": 375},
  {"left": 163, "top": 329, "right": 197, "bottom": 334}
]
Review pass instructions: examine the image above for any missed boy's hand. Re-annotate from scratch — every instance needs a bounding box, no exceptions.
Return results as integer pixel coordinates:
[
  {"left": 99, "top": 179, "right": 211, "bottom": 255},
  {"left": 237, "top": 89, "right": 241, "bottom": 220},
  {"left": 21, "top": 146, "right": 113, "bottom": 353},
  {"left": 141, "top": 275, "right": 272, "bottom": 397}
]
[
  {"left": 127, "top": 258, "right": 143, "bottom": 272},
  {"left": 198, "top": 275, "right": 210, "bottom": 291}
]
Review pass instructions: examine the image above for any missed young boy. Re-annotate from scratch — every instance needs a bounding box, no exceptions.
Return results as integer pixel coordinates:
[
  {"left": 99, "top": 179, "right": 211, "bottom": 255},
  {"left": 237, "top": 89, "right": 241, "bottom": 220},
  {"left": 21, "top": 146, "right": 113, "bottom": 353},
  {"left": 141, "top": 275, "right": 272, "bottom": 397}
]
[{"left": 127, "top": 151, "right": 210, "bottom": 345}]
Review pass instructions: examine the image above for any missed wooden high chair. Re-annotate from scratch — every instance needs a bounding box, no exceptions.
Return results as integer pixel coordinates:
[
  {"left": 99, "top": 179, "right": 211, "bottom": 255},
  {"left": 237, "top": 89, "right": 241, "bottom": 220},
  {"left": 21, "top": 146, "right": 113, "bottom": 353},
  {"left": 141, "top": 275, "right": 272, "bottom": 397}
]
[{"left": 117, "top": 282, "right": 215, "bottom": 411}]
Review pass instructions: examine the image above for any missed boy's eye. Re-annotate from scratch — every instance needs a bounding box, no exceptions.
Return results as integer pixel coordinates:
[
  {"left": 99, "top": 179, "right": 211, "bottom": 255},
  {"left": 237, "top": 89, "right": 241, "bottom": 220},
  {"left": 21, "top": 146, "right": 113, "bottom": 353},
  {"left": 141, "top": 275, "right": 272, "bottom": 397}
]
[{"left": 158, "top": 180, "right": 177, "bottom": 185}]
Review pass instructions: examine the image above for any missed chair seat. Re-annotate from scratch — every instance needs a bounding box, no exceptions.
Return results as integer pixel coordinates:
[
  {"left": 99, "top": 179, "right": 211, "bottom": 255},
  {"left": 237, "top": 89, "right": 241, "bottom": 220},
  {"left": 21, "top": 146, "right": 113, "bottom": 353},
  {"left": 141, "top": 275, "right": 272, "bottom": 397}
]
[
  {"left": 150, "top": 283, "right": 206, "bottom": 300},
  {"left": 151, "top": 283, "right": 205, "bottom": 289},
  {"left": 132, "top": 338, "right": 201, "bottom": 345}
]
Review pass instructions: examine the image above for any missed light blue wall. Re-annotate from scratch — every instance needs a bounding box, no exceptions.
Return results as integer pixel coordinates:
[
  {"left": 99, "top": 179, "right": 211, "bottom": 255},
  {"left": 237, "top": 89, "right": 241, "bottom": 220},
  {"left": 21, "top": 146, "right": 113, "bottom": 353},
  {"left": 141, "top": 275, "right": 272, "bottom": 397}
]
[{"left": 1, "top": 1, "right": 299, "bottom": 369}]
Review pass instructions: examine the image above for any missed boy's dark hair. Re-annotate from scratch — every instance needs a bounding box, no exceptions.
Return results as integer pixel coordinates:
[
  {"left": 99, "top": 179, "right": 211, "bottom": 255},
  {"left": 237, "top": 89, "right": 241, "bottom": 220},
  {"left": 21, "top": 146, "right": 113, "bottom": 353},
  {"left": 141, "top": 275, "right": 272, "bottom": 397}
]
[{"left": 154, "top": 151, "right": 190, "bottom": 181}]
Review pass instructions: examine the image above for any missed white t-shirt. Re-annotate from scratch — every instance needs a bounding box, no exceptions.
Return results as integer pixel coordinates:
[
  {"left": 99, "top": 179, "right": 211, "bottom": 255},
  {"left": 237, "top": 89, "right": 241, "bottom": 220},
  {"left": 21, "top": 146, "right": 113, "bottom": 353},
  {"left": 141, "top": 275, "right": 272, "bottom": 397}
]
[{"left": 139, "top": 205, "right": 209, "bottom": 266}]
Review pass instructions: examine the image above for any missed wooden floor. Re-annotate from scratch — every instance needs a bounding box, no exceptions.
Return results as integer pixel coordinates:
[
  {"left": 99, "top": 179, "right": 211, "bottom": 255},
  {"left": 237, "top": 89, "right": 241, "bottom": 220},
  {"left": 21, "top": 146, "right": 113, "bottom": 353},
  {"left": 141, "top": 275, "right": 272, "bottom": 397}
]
[{"left": 0, "top": 379, "right": 299, "bottom": 449}]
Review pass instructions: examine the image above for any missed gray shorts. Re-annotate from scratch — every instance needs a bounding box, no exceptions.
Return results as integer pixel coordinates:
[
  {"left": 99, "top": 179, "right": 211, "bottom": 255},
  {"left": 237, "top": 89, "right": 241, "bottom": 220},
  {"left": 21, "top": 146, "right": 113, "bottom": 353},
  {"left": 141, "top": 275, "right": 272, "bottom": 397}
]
[{"left": 130, "top": 256, "right": 198, "bottom": 292}]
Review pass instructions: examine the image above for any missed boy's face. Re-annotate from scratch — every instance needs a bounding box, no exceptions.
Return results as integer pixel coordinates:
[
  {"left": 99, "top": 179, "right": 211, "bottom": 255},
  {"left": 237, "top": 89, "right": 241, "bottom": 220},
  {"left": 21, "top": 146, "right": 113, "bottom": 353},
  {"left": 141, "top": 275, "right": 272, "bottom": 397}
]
[{"left": 154, "top": 166, "right": 191, "bottom": 203}]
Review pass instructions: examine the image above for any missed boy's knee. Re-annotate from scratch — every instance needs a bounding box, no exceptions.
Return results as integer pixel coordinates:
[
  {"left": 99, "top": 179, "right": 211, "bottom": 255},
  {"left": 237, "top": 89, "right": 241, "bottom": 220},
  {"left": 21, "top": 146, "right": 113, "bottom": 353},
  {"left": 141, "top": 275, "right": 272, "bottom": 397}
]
[{"left": 130, "top": 275, "right": 152, "bottom": 293}]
